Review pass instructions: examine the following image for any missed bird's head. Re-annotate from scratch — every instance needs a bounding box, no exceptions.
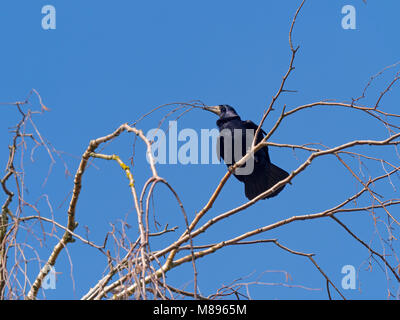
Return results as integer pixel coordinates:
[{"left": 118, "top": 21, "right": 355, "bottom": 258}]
[{"left": 203, "top": 104, "right": 239, "bottom": 119}]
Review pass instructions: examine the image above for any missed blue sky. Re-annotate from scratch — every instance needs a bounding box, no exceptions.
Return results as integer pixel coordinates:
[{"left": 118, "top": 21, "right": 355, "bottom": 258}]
[{"left": 1, "top": 0, "right": 400, "bottom": 299}]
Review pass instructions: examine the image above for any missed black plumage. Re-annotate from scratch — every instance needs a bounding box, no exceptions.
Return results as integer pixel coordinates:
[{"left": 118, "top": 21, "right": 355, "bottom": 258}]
[{"left": 204, "top": 104, "right": 289, "bottom": 200}]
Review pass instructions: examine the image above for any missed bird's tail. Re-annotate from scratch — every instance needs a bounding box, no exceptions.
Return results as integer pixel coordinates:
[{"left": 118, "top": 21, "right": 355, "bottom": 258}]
[{"left": 244, "top": 163, "right": 289, "bottom": 200}]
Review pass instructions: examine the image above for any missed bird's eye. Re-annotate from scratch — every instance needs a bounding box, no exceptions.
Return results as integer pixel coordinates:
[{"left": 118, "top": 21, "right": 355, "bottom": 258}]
[{"left": 220, "top": 106, "right": 226, "bottom": 113}]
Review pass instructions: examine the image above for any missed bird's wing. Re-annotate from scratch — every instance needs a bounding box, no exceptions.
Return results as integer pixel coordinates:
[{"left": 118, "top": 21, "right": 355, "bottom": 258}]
[
  {"left": 243, "top": 120, "right": 267, "bottom": 142},
  {"left": 243, "top": 120, "right": 270, "bottom": 163},
  {"left": 243, "top": 120, "right": 267, "bottom": 135}
]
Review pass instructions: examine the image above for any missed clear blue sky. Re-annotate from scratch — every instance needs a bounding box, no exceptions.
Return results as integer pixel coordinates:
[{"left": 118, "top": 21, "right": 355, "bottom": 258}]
[{"left": 1, "top": 0, "right": 399, "bottom": 299}]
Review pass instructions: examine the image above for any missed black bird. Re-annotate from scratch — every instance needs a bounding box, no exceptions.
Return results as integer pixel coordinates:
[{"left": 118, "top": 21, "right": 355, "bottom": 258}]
[{"left": 204, "top": 104, "right": 289, "bottom": 200}]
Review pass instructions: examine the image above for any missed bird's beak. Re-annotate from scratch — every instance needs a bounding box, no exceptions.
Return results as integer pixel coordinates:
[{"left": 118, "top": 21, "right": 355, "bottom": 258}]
[{"left": 203, "top": 105, "right": 221, "bottom": 116}]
